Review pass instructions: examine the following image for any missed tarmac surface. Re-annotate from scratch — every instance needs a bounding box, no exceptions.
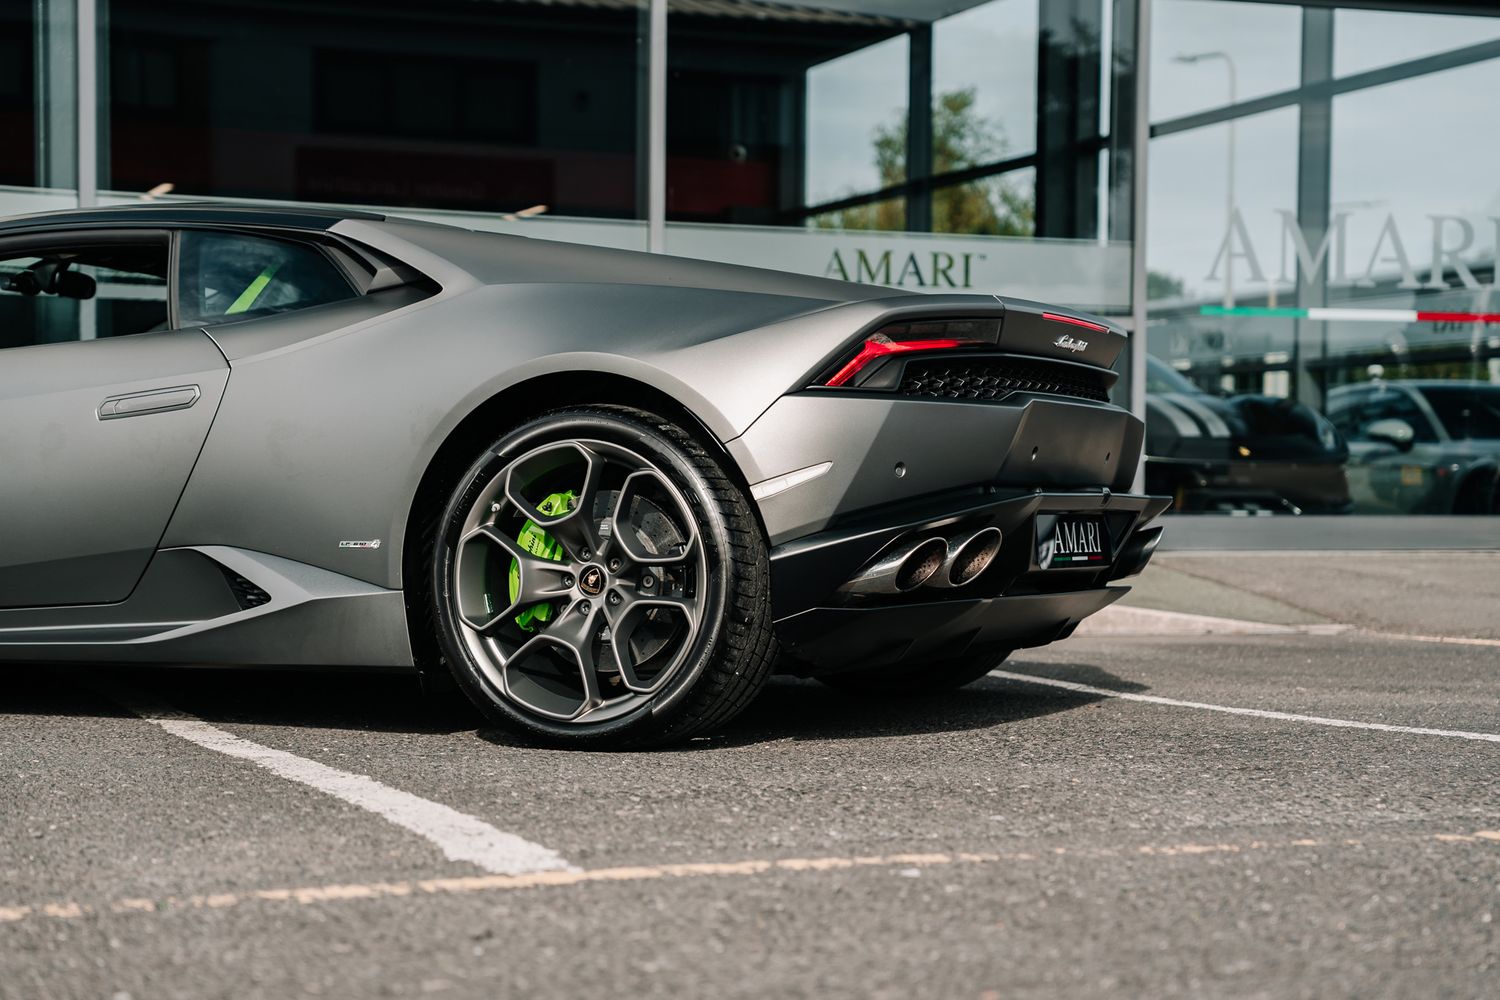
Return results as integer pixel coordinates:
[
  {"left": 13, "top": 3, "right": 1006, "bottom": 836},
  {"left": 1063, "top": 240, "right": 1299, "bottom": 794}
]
[{"left": 2, "top": 552, "right": 1497, "bottom": 999}]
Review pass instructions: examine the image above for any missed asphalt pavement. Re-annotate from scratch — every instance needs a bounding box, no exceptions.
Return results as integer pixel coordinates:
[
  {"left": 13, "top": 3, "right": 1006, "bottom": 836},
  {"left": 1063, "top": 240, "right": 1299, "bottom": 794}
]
[{"left": 2, "top": 551, "right": 1497, "bottom": 1000}]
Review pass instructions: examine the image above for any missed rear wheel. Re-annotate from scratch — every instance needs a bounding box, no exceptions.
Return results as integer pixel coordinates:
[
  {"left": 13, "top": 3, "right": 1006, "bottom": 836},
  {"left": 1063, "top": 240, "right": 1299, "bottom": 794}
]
[
  {"left": 1452, "top": 471, "right": 1499, "bottom": 515},
  {"left": 817, "top": 649, "right": 1013, "bottom": 696},
  {"left": 428, "top": 406, "right": 776, "bottom": 748}
]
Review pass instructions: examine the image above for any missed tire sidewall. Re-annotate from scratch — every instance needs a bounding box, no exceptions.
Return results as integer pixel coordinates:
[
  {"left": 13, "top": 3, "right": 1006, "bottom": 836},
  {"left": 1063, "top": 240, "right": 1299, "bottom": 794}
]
[{"left": 430, "top": 408, "right": 733, "bottom": 746}]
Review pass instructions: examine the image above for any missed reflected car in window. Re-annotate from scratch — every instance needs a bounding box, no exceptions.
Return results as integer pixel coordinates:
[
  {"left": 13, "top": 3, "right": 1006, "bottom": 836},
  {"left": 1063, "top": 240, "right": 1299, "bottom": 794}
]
[
  {"left": 1144, "top": 356, "right": 1351, "bottom": 515},
  {"left": 1326, "top": 381, "right": 1500, "bottom": 515}
]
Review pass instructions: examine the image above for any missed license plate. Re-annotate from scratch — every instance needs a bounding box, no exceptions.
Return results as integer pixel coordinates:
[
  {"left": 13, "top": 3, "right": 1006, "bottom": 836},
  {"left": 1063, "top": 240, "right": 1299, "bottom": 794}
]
[{"left": 1035, "top": 514, "right": 1111, "bottom": 569}]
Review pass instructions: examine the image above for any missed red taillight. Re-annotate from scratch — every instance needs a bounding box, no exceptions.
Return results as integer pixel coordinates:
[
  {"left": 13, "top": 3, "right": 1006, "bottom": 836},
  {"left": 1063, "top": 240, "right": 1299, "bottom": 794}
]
[
  {"left": 823, "top": 336, "right": 976, "bottom": 388},
  {"left": 1041, "top": 311, "right": 1109, "bottom": 334}
]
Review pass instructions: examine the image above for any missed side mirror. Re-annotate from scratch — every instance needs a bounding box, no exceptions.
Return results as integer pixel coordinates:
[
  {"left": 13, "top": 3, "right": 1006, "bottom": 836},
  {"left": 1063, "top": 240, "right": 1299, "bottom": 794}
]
[{"left": 1365, "top": 417, "right": 1415, "bottom": 451}]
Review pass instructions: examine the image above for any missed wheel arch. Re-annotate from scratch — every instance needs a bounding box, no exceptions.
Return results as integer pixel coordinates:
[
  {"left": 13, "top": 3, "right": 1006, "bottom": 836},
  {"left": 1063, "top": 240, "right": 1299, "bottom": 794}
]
[
  {"left": 400, "top": 370, "right": 768, "bottom": 682},
  {"left": 1452, "top": 461, "right": 1500, "bottom": 514}
]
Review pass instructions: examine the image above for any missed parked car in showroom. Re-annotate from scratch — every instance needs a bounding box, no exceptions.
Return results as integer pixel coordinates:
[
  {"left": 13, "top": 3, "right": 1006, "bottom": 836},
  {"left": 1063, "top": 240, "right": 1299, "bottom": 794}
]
[
  {"left": 1144, "top": 355, "right": 1351, "bottom": 514},
  {"left": 0, "top": 203, "right": 1167, "bottom": 747},
  {"left": 1326, "top": 380, "right": 1500, "bottom": 514}
]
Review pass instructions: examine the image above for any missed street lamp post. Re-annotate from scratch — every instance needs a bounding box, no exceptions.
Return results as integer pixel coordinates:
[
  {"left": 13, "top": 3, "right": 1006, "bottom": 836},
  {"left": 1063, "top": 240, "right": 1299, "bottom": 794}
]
[{"left": 1175, "top": 51, "right": 1238, "bottom": 309}]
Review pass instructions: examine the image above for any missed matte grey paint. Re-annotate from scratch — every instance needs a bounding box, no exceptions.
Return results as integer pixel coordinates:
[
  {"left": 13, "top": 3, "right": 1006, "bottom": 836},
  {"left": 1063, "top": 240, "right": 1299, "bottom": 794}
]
[
  {"left": 0, "top": 330, "right": 228, "bottom": 607},
  {"left": 733, "top": 394, "right": 1142, "bottom": 544},
  {"left": 0, "top": 204, "right": 1156, "bottom": 673}
]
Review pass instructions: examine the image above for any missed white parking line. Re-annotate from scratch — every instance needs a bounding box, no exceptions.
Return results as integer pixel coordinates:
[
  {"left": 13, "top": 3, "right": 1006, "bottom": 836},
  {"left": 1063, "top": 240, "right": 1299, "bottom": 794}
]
[
  {"left": 991, "top": 670, "right": 1500, "bottom": 745},
  {"left": 97, "top": 681, "right": 575, "bottom": 876}
]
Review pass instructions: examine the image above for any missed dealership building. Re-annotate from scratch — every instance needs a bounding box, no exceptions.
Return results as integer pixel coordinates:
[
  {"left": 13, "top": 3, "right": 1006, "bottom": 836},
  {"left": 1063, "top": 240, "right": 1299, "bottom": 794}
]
[{"left": 4, "top": 0, "right": 1500, "bottom": 538}]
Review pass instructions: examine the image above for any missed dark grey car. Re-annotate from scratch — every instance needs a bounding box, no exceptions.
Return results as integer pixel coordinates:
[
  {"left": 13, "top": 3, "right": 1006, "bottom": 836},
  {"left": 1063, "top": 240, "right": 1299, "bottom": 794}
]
[
  {"left": 0, "top": 203, "right": 1165, "bottom": 746},
  {"left": 1327, "top": 380, "right": 1500, "bottom": 515}
]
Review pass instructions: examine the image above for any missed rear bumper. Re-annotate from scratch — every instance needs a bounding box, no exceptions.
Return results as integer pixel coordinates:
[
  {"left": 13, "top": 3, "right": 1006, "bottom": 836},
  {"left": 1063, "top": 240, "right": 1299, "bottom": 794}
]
[
  {"left": 769, "top": 488, "right": 1169, "bottom": 674},
  {"left": 776, "top": 588, "right": 1127, "bottom": 676},
  {"left": 729, "top": 392, "right": 1145, "bottom": 545}
]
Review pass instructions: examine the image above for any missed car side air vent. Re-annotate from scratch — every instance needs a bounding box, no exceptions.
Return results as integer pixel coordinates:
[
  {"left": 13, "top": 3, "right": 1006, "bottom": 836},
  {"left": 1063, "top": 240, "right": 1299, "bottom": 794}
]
[
  {"left": 900, "top": 358, "right": 1111, "bottom": 403},
  {"left": 219, "top": 567, "right": 273, "bottom": 611}
]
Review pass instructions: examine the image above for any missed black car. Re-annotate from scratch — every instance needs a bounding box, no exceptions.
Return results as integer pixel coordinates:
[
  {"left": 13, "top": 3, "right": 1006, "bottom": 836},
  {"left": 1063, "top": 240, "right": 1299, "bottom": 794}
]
[{"left": 1144, "top": 356, "right": 1351, "bottom": 515}]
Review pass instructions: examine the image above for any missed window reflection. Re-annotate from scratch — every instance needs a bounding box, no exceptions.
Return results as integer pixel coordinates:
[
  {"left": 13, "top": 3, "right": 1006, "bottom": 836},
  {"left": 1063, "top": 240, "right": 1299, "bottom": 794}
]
[
  {"left": 666, "top": 0, "right": 1105, "bottom": 240},
  {"left": 106, "top": 0, "right": 642, "bottom": 217},
  {"left": 1148, "top": 1, "right": 1500, "bottom": 516},
  {"left": 1150, "top": 0, "right": 1301, "bottom": 124},
  {"left": 1334, "top": 7, "right": 1500, "bottom": 78},
  {"left": 805, "top": 33, "right": 910, "bottom": 211},
  {"left": 0, "top": 0, "right": 35, "bottom": 188}
]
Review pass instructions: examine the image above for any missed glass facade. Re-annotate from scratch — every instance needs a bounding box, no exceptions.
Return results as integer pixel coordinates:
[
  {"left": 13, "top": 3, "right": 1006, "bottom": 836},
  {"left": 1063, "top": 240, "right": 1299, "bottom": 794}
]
[
  {"left": 1147, "top": 0, "right": 1500, "bottom": 516},
  {"left": 5, "top": 0, "right": 1499, "bottom": 524},
  {"left": 660, "top": 0, "right": 1132, "bottom": 312},
  {"left": 104, "top": 0, "right": 643, "bottom": 218}
]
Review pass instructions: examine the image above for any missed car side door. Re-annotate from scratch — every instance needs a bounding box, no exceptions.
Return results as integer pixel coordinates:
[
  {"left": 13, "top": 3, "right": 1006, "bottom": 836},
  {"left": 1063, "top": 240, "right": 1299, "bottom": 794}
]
[{"left": 0, "top": 228, "right": 229, "bottom": 607}]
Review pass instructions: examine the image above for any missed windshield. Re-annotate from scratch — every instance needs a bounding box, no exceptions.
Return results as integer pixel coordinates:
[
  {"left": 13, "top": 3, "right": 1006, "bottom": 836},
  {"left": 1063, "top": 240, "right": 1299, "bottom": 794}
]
[
  {"left": 1420, "top": 385, "right": 1500, "bottom": 440},
  {"left": 1146, "top": 356, "right": 1204, "bottom": 395}
]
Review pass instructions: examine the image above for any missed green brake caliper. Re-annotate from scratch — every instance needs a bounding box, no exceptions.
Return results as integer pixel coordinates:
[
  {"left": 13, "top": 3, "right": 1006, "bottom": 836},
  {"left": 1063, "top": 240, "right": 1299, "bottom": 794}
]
[{"left": 508, "top": 490, "right": 576, "bottom": 632}]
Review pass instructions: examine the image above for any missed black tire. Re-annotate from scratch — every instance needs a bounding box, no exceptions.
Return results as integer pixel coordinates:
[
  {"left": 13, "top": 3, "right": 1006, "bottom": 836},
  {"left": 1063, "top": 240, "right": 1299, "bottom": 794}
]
[
  {"left": 818, "top": 649, "right": 1013, "bottom": 697},
  {"left": 427, "top": 405, "right": 776, "bottom": 748},
  {"left": 1452, "top": 472, "right": 1499, "bottom": 515}
]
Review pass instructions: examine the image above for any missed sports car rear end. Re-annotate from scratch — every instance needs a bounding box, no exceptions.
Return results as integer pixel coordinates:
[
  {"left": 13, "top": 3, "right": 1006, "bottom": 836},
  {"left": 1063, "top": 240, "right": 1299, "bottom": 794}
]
[{"left": 727, "top": 296, "right": 1169, "bottom": 676}]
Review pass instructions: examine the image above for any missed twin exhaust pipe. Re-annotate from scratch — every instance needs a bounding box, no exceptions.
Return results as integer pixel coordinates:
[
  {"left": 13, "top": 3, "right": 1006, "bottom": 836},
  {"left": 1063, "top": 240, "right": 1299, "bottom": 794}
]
[{"left": 841, "top": 527, "right": 1004, "bottom": 596}]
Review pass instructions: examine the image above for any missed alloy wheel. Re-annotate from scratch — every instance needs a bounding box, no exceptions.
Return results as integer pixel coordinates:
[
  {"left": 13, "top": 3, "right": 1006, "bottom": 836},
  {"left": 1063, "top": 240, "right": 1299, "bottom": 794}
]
[{"left": 450, "top": 439, "right": 707, "bottom": 724}]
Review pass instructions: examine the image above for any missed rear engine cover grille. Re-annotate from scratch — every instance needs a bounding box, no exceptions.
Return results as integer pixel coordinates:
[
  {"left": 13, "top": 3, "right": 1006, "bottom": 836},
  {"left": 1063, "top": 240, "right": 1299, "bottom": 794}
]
[{"left": 900, "top": 359, "right": 1111, "bottom": 403}]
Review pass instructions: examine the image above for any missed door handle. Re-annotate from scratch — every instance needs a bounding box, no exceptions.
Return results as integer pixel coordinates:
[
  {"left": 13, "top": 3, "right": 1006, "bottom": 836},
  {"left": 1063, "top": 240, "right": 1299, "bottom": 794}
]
[{"left": 98, "top": 385, "right": 201, "bottom": 420}]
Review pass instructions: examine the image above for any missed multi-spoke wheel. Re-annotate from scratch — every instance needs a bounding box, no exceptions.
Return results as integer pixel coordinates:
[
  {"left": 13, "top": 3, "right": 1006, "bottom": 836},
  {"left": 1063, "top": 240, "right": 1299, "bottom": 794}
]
[{"left": 430, "top": 406, "right": 776, "bottom": 747}]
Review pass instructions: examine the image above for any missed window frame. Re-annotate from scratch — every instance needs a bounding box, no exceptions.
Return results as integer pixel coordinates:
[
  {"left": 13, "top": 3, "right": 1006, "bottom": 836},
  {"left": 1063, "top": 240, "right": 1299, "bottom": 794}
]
[
  {"left": 0, "top": 220, "right": 431, "bottom": 351},
  {"left": 171, "top": 227, "right": 364, "bottom": 329},
  {"left": 0, "top": 228, "right": 177, "bottom": 344}
]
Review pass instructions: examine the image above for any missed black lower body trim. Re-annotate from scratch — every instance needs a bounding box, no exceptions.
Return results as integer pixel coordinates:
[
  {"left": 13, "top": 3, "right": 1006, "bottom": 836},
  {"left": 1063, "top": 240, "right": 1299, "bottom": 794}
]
[{"left": 776, "top": 587, "right": 1126, "bottom": 675}]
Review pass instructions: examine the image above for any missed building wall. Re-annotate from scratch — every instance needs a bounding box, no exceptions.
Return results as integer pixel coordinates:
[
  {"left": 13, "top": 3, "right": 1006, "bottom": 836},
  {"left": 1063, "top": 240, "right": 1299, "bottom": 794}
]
[{"left": 5, "top": 0, "right": 1500, "bottom": 521}]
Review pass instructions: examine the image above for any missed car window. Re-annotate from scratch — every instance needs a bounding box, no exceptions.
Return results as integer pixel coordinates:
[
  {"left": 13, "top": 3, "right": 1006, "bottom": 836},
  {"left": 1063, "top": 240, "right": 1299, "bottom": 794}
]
[
  {"left": 1348, "top": 386, "right": 1439, "bottom": 443},
  {"left": 1146, "top": 355, "right": 1205, "bottom": 396},
  {"left": 177, "top": 231, "right": 356, "bottom": 326},
  {"left": 1419, "top": 385, "right": 1500, "bottom": 441},
  {"left": 0, "top": 243, "right": 169, "bottom": 349},
  {"left": 1325, "top": 388, "right": 1369, "bottom": 437}
]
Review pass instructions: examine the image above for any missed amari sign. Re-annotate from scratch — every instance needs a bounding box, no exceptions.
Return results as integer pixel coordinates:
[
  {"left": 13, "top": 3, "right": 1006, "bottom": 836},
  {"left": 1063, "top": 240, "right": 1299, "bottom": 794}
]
[
  {"left": 820, "top": 248, "right": 984, "bottom": 289},
  {"left": 663, "top": 224, "right": 1132, "bottom": 313},
  {"left": 1210, "top": 208, "right": 1500, "bottom": 291}
]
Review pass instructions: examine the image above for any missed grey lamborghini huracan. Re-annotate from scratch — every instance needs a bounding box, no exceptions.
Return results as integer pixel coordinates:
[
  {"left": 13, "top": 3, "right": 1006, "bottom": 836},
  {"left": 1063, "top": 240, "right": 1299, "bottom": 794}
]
[{"left": 0, "top": 203, "right": 1166, "bottom": 746}]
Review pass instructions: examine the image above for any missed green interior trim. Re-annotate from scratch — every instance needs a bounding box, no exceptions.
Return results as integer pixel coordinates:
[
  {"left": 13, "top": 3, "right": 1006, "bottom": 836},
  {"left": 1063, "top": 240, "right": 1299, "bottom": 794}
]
[{"left": 225, "top": 263, "right": 282, "bottom": 315}]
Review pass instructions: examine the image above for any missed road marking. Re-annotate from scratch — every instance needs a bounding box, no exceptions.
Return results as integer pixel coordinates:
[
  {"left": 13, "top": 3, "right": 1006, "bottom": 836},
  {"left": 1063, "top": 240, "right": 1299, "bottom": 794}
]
[
  {"left": 1354, "top": 629, "right": 1500, "bottom": 649},
  {"left": 2, "top": 830, "right": 1496, "bottom": 925},
  {"left": 1074, "top": 605, "right": 1500, "bottom": 647},
  {"left": 990, "top": 670, "right": 1500, "bottom": 744},
  {"left": 95, "top": 680, "right": 574, "bottom": 877},
  {"left": 1073, "top": 605, "right": 1345, "bottom": 637}
]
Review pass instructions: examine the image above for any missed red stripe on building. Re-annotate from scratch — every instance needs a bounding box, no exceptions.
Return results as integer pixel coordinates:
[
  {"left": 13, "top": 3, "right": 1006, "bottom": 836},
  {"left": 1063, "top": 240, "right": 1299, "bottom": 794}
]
[{"left": 1414, "top": 311, "right": 1500, "bottom": 324}]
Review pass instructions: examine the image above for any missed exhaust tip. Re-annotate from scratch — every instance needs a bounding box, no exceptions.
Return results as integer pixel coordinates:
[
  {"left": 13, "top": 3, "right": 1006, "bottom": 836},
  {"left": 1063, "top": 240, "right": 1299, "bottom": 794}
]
[
  {"left": 945, "top": 527, "right": 1003, "bottom": 587},
  {"left": 894, "top": 537, "right": 948, "bottom": 591}
]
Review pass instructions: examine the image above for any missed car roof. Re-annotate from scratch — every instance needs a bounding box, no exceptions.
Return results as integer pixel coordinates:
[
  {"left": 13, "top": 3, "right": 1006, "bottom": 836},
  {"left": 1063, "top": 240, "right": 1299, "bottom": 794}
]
[
  {"left": 0, "top": 202, "right": 385, "bottom": 236},
  {"left": 1330, "top": 380, "right": 1496, "bottom": 392}
]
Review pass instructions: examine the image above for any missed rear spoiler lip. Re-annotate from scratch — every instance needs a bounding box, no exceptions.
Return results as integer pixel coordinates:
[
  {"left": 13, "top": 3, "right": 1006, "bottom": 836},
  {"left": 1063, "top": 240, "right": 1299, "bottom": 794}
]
[{"left": 991, "top": 295, "right": 1127, "bottom": 371}]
